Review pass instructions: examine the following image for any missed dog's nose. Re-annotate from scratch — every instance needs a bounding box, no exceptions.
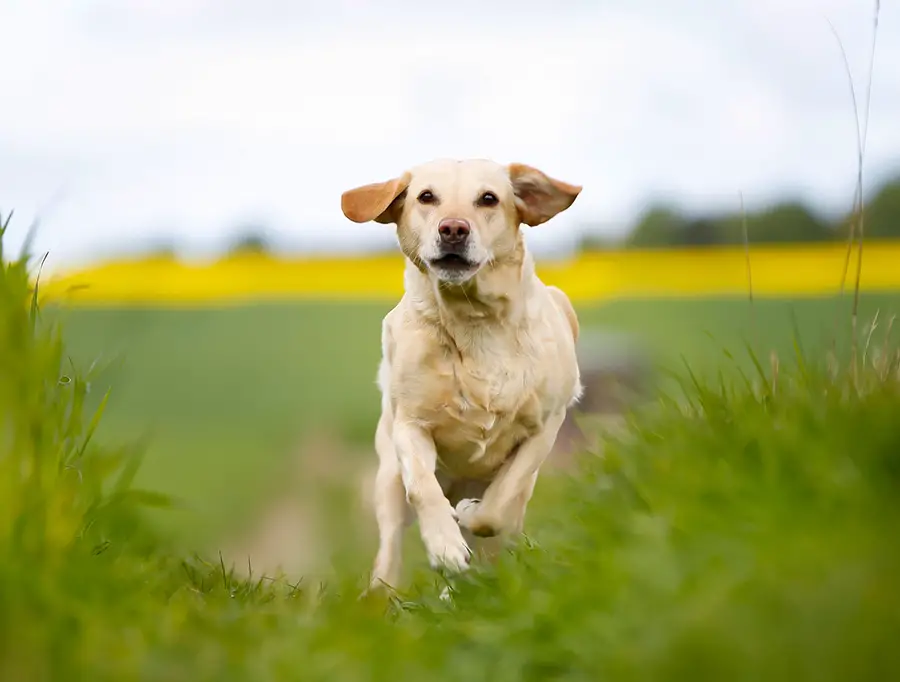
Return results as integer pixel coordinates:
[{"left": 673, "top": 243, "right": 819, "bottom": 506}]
[{"left": 438, "top": 218, "right": 470, "bottom": 245}]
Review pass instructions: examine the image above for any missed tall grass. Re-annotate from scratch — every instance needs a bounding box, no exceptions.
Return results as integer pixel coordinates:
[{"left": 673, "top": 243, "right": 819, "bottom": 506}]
[
  {"left": 827, "top": 0, "right": 882, "bottom": 385},
  {"left": 0, "top": 213, "right": 172, "bottom": 679},
  {"left": 4, "top": 197, "right": 900, "bottom": 682}
]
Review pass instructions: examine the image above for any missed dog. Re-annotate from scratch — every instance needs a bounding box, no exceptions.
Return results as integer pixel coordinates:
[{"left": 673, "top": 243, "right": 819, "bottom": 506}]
[{"left": 341, "top": 159, "right": 583, "bottom": 593}]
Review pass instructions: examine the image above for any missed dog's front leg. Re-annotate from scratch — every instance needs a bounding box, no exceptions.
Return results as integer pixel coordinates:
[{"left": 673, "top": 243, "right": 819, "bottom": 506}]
[
  {"left": 457, "top": 409, "right": 566, "bottom": 539},
  {"left": 392, "top": 414, "right": 472, "bottom": 573}
]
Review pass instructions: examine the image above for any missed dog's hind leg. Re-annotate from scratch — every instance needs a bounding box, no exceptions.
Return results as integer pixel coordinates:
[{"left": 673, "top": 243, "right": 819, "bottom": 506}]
[{"left": 367, "top": 415, "right": 411, "bottom": 593}]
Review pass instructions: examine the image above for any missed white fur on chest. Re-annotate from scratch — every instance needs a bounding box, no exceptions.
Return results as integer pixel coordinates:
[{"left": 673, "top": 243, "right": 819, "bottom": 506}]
[
  {"left": 416, "top": 327, "right": 545, "bottom": 479},
  {"left": 382, "top": 281, "right": 579, "bottom": 481}
]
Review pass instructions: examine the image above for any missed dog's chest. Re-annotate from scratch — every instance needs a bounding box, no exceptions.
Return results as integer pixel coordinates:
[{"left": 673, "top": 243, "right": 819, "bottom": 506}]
[{"left": 410, "top": 335, "right": 544, "bottom": 477}]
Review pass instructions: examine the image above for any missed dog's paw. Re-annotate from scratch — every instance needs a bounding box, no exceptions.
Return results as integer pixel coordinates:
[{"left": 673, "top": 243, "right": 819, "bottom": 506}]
[
  {"left": 454, "top": 498, "right": 501, "bottom": 538},
  {"left": 454, "top": 497, "right": 482, "bottom": 528},
  {"left": 361, "top": 576, "right": 396, "bottom": 600},
  {"left": 359, "top": 580, "right": 392, "bottom": 604},
  {"left": 420, "top": 512, "right": 472, "bottom": 573}
]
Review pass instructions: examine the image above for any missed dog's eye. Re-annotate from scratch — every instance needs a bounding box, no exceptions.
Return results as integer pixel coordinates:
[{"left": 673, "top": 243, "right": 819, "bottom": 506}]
[
  {"left": 417, "top": 190, "right": 437, "bottom": 204},
  {"left": 478, "top": 192, "right": 499, "bottom": 207}
]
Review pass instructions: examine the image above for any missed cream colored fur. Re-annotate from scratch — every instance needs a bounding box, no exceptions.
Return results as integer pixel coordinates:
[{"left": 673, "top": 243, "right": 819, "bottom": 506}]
[{"left": 340, "top": 159, "right": 583, "bottom": 593}]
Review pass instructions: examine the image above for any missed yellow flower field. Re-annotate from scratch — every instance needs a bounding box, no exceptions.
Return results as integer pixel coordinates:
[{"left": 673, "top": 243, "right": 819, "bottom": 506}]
[{"left": 40, "top": 241, "right": 900, "bottom": 307}]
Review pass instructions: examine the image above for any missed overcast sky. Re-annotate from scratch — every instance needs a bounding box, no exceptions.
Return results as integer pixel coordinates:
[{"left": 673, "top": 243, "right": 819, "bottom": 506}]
[{"left": 1, "top": 0, "right": 898, "bottom": 272}]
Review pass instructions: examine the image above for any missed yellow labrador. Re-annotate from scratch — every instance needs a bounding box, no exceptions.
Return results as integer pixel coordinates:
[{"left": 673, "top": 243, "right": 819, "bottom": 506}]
[{"left": 341, "top": 159, "right": 583, "bottom": 592}]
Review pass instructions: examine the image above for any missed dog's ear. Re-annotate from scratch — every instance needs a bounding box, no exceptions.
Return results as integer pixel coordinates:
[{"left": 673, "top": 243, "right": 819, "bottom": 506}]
[
  {"left": 341, "top": 173, "right": 411, "bottom": 225},
  {"left": 508, "top": 163, "right": 581, "bottom": 227}
]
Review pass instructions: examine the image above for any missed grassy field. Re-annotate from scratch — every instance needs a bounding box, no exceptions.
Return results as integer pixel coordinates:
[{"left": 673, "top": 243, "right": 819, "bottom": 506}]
[
  {"left": 4, "top": 230, "right": 900, "bottom": 679},
  {"left": 46, "top": 292, "right": 900, "bottom": 548}
]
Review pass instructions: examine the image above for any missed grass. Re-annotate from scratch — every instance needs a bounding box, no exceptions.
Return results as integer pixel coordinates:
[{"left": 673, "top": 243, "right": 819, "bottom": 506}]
[
  {"left": 4, "top": 215, "right": 900, "bottom": 680},
  {"left": 48, "top": 293, "right": 900, "bottom": 544},
  {"left": 52, "top": 302, "right": 391, "bottom": 544}
]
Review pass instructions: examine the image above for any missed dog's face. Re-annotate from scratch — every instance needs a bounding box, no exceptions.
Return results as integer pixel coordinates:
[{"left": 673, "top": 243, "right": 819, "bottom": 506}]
[{"left": 341, "top": 159, "right": 581, "bottom": 284}]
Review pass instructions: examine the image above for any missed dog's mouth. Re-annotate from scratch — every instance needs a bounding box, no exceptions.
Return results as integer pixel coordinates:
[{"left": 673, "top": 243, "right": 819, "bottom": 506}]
[{"left": 428, "top": 253, "right": 476, "bottom": 272}]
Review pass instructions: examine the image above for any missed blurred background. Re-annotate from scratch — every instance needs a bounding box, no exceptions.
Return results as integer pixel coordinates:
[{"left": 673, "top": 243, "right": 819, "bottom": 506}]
[{"left": 2, "top": 0, "right": 899, "bottom": 580}]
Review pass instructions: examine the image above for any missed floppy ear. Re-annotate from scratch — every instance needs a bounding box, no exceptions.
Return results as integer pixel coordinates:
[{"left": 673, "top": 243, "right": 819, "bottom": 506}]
[
  {"left": 508, "top": 163, "right": 582, "bottom": 227},
  {"left": 341, "top": 172, "right": 411, "bottom": 225}
]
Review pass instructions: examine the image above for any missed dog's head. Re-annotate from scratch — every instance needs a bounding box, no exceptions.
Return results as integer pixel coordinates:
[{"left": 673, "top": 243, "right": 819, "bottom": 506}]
[{"left": 341, "top": 159, "right": 581, "bottom": 285}]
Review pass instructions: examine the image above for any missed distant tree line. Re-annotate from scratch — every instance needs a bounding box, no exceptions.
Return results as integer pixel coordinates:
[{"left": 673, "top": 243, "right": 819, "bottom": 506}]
[
  {"left": 580, "top": 174, "right": 900, "bottom": 250},
  {"left": 140, "top": 175, "right": 900, "bottom": 259},
  {"left": 225, "top": 222, "right": 273, "bottom": 256}
]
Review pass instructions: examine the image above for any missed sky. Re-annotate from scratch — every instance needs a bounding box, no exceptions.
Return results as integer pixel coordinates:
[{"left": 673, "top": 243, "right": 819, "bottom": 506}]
[{"left": 1, "top": 0, "right": 898, "bottom": 273}]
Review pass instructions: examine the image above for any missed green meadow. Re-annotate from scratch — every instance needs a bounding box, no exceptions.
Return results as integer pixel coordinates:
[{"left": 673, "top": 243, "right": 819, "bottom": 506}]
[
  {"left": 55, "top": 293, "right": 899, "bottom": 539},
  {"left": 4, "top": 224, "right": 900, "bottom": 679}
]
